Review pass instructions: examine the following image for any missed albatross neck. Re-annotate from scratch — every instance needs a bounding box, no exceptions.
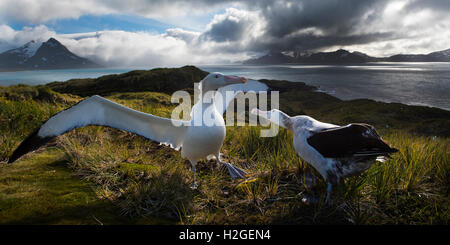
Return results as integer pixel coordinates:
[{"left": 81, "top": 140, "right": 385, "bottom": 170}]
[
  {"left": 190, "top": 90, "right": 223, "bottom": 126},
  {"left": 199, "top": 89, "right": 217, "bottom": 106}
]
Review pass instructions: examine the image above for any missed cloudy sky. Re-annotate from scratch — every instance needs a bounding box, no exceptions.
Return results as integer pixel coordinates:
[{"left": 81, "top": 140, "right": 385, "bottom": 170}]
[{"left": 0, "top": 0, "right": 449, "bottom": 67}]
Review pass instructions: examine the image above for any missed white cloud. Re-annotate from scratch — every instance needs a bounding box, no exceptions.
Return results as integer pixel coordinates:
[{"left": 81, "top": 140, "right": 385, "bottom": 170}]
[
  {"left": 0, "top": 23, "right": 252, "bottom": 67},
  {"left": 0, "top": 0, "right": 112, "bottom": 23},
  {"left": 165, "top": 28, "right": 201, "bottom": 44},
  {"left": 0, "top": 0, "right": 229, "bottom": 29},
  {"left": 341, "top": 0, "right": 450, "bottom": 56},
  {"left": 0, "top": 24, "right": 56, "bottom": 51},
  {"left": 0, "top": 1, "right": 449, "bottom": 65},
  {"left": 63, "top": 31, "right": 194, "bottom": 67}
]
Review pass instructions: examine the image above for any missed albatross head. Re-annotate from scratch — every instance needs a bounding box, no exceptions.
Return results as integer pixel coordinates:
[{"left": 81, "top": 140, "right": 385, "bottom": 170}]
[
  {"left": 251, "top": 108, "right": 293, "bottom": 130},
  {"left": 200, "top": 72, "right": 247, "bottom": 92}
]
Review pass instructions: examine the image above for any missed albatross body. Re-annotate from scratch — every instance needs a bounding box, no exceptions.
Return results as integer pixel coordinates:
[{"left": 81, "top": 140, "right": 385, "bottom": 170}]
[
  {"left": 8, "top": 73, "right": 268, "bottom": 188},
  {"left": 252, "top": 108, "right": 398, "bottom": 202}
]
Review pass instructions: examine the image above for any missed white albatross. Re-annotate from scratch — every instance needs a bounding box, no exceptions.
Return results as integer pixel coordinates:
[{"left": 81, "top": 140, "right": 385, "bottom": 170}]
[
  {"left": 8, "top": 72, "right": 268, "bottom": 188},
  {"left": 251, "top": 108, "right": 398, "bottom": 203}
]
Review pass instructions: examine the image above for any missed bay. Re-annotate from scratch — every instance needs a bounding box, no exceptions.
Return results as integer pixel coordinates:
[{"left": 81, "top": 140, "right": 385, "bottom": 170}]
[{"left": 0, "top": 63, "right": 449, "bottom": 111}]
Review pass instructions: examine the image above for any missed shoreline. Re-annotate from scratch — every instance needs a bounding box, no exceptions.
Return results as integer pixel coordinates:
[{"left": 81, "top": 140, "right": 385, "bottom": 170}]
[
  {"left": 311, "top": 87, "right": 450, "bottom": 112},
  {"left": 1, "top": 65, "right": 449, "bottom": 113}
]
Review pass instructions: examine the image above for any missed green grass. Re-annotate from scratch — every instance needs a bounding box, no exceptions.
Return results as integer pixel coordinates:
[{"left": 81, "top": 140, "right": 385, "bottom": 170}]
[
  {"left": 0, "top": 68, "right": 449, "bottom": 225},
  {"left": 0, "top": 148, "right": 172, "bottom": 224}
]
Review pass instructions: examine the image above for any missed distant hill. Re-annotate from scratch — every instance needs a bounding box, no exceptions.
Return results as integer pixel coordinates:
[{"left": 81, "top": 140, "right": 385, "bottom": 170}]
[
  {"left": 0, "top": 38, "right": 100, "bottom": 71},
  {"left": 47, "top": 65, "right": 208, "bottom": 97},
  {"left": 384, "top": 49, "right": 450, "bottom": 62},
  {"left": 305, "top": 49, "right": 378, "bottom": 63},
  {"left": 244, "top": 50, "right": 297, "bottom": 65},
  {"left": 243, "top": 48, "right": 450, "bottom": 64}
]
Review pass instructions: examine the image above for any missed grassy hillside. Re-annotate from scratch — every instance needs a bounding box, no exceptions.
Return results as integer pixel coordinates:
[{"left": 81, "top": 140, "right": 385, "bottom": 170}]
[
  {"left": 46, "top": 65, "right": 208, "bottom": 97},
  {"left": 0, "top": 67, "right": 449, "bottom": 224}
]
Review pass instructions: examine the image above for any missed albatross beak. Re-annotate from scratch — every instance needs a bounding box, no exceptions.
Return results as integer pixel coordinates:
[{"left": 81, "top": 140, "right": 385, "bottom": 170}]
[{"left": 224, "top": 75, "right": 247, "bottom": 84}]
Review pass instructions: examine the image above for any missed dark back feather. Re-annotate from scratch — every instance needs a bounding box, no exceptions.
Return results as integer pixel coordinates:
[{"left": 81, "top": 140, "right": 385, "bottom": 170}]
[{"left": 307, "top": 123, "right": 398, "bottom": 158}]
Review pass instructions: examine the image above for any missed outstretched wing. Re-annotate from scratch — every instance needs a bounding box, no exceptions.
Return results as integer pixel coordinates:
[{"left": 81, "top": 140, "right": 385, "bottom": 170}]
[
  {"left": 8, "top": 95, "right": 188, "bottom": 163},
  {"left": 306, "top": 123, "right": 398, "bottom": 158},
  {"left": 214, "top": 79, "right": 268, "bottom": 115}
]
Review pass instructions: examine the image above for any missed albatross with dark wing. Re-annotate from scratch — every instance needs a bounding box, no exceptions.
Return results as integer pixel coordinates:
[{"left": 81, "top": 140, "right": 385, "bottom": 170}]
[
  {"left": 252, "top": 108, "right": 398, "bottom": 203},
  {"left": 8, "top": 73, "right": 268, "bottom": 188}
]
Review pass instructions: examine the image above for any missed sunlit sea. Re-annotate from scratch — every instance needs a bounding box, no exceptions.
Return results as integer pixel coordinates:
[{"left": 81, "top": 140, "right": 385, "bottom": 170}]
[{"left": 1, "top": 62, "right": 449, "bottom": 111}]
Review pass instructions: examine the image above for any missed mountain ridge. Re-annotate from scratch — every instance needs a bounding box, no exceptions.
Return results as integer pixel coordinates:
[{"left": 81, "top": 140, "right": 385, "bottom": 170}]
[
  {"left": 244, "top": 48, "right": 450, "bottom": 64},
  {"left": 0, "top": 38, "right": 100, "bottom": 71}
]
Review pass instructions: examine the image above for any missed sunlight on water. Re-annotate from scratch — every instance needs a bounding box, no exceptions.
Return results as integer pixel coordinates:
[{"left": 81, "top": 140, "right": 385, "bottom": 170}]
[{"left": 342, "top": 66, "right": 427, "bottom": 71}]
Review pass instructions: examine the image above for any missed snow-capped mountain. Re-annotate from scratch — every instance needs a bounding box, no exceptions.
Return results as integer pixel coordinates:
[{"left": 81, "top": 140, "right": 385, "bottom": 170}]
[
  {"left": 12, "top": 40, "right": 41, "bottom": 60},
  {"left": 0, "top": 40, "right": 41, "bottom": 68},
  {"left": 0, "top": 38, "right": 100, "bottom": 71}
]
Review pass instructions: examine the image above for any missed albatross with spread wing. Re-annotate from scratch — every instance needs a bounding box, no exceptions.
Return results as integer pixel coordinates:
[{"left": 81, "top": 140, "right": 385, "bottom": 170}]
[{"left": 8, "top": 73, "right": 268, "bottom": 188}]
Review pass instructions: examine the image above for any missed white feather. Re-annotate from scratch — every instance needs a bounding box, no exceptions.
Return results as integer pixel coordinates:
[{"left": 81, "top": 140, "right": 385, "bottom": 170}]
[{"left": 38, "top": 95, "right": 188, "bottom": 150}]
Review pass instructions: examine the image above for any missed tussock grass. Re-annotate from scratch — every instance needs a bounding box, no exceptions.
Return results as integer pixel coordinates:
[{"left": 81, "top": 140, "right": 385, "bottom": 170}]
[
  {"left": 59, "top": 127, "right": 194, "bottom": 220},
  {"left": 1, "top": 82, "right": 449, "bottom": 225},
  {"left": 0, "top": 85, "right": 80, "bottom": 161},
  {"left": 54, "top": 123, "right": 449, "bottom": 224}
]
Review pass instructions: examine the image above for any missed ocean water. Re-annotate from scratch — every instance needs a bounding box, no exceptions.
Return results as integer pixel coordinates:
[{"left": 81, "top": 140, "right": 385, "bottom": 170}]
[
  {"left": 0, "top": 68, "right": 139, "bottom": 86},
  {"left": 0, "top": 63, "right": 449, "bottom": 111},
  {"left": 200, "top": 63, "right": 450, "bottom": 111}
]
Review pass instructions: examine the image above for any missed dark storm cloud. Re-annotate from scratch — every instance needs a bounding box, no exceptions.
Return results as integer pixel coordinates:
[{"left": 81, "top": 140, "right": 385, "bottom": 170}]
[
  {"left": 199, "top": 8, "right": 260, "bottom": 43},
  {"left": 255, "top": 0, "right": 387, "bottom": 37},
  {"left": 197, "top": 0, "right": 397, "bottom": 52},
  {"left": 252, "top": 31, "right": 398, "bottom": 52},
  {"left": 201, "top": 15, "right": 247, "bottom": 42}
]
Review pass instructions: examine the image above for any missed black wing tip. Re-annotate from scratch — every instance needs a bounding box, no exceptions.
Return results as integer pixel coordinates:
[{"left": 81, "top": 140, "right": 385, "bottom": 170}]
[
  {"left": 7, "top": 157, "right": 16, "bottom": 164},
  {"left": 389, "top": 147, "right": 399, "bottom": 153},
  {"left": 8, "top": 130, "right": 54, "bottom": 164}
]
